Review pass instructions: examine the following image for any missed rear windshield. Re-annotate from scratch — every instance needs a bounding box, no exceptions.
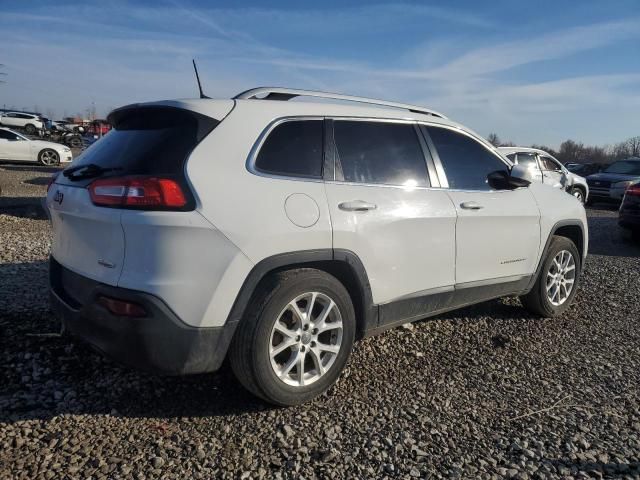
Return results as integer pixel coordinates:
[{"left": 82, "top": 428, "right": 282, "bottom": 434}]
[{"left": 57, "top": 106, "right": 218, "bottom": 185}]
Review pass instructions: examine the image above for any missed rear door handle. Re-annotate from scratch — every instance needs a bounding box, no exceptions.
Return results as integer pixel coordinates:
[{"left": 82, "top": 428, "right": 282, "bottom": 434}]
[
  {"left": 338, "top": 200, "right": 377, "bottom": 212},
  {"left": 460, "top": 201, "right": 483, "bottom": 210}
]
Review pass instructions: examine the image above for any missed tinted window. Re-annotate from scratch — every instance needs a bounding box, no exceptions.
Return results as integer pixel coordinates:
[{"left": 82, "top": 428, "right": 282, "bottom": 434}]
[
  {"left": 334, "top": 121, "right": 429, "bottom": 187},
  {"left": 0, "top": 130, "right": 22, "bottom": 140},
  {"left": 540, "top": 156, "right": 561, "bottom": 171},
  {"left": 516, "top": 153, "right": 539, "bottom": 168},
  {"left": 255, "top": 120, "right": 323, "bottom": 178},
  {"left": 506, "top": 153, "right": 516, "bottom": 161},
  {"left": 427, "top": 127, "right": 508, "bottom": 190}
]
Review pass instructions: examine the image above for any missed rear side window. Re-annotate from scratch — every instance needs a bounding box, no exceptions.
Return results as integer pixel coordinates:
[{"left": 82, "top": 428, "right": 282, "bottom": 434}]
[
  {"left": 334, "top": 121, "right": 429, "bottom": 187},
  {"left": 57, "top": 107, "right": 218, "bottom": 186},
  {"left": 427, "top": 127, "right": 508, "bottom": 191},
  {"left": 255, "top": 120, "right": 323, "bottom": 178},
  {"left": 516, "top": 153, "right": 539, "bottom": 168}
]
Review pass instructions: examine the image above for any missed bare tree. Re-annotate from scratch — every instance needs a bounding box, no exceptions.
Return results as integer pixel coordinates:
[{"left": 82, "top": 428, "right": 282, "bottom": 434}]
[
  {"left": 487, "top": 133, "right": 501, "bottom": 147},
  {"left": 625, "top": 136, "right": 640, "bottom": 158}
]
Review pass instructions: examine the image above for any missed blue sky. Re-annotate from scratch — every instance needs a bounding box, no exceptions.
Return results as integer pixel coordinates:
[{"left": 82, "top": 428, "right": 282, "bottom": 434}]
[{"left": 1, "top": 0, "right": 639, "bottom": 147}]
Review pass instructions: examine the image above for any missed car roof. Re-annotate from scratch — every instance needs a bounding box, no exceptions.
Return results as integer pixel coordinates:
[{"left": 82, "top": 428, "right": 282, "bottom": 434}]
[
  {"left": 113, "top": 91, "right": 499, "bottom": 154},
  {"left": 498, "top": 146, "right": 552, "bottom": 156}
]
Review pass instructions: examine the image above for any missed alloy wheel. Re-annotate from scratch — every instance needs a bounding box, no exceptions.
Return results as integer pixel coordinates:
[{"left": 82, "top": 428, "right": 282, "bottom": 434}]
[
  {"left": 40, "top": 150, "right": 59, "bottom": 166},
  {"left": 269, "top": 292, "right": 343, "bottom": 387},
  {"left": 546, "top": 250, "right": 576, "bottom": 306}
]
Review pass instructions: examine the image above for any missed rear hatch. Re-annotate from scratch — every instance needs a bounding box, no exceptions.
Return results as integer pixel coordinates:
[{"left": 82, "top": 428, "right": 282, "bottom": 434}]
[{"left": 47, "top": 102, "right": 226, "bottom": 287}]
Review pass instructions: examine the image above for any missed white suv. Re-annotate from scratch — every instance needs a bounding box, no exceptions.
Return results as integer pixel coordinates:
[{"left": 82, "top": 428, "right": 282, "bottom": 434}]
[
  {"left": 0, "top": 112, "right": 44, "bottom": 135},
  {"left": 47, "top": 88, "right": 588, "bottom": 405}
]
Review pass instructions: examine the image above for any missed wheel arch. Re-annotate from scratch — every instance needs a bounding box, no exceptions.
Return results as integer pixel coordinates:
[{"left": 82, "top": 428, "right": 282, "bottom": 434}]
[
  {"left": 527, "top": 220, "right": 586, "bottom": 292},
  {"left": 225, "top": 249, "right": 376, "bottom": 340}
]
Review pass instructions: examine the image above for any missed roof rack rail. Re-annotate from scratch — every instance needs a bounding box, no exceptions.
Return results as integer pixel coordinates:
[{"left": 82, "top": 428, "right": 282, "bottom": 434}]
[{"left": 233, "top": 87, "right": 447, "bottom": 119}]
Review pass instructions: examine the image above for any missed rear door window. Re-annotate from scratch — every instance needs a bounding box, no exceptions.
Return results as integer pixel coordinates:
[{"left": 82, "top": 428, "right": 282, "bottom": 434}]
[
  {"left": 333, "top": 120, "right": 429, "bottom": 187},
  {"left": 254, "top": 120, "right": 323, "bottom": 178}
]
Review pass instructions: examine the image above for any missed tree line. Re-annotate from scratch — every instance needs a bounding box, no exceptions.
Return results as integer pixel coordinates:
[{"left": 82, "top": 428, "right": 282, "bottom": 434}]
[{"left": 486, "top": 133, "right": 640, "bottom": 165}]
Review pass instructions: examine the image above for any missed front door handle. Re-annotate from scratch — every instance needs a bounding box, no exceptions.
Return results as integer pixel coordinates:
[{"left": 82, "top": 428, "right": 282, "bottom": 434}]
[
  {"left": 460, "top": 201, "right": 484, "bottom": 210},
  {"left": 338, "top": 200, "right": 377, "bottom": 212}
]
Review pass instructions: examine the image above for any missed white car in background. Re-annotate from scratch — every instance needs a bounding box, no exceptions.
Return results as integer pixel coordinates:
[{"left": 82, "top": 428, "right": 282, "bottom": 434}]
[
  {"left": 0, "top": 127, "right": 72, "bottom": 165},
  {"left": 499, "top": 147, "right": 589, "bottom": 203},
  {"left": 0, "top": 112, "right": 44, "bottom": 135}
]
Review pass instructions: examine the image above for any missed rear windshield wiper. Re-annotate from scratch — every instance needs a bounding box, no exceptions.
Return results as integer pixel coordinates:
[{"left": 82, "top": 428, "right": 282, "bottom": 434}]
[{"left": 63, "top": 163, "right": 123, "bottom": 181}]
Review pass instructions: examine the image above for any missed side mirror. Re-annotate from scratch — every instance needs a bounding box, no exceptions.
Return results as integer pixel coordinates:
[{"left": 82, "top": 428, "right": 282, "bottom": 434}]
[
  {"left": 509, "top": 164, "right": 533, "bottom": 187},
  {"left": 487, "top": 167, "right": 531, "bottom": 190}
]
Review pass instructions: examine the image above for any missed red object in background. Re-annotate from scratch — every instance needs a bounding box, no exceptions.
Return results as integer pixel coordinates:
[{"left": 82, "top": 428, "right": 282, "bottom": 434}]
[
  {"left": 626, "top": 184, "right": 640, "bottom": 196},
  {"left": 86, "top": 120, "right": 112, "bottom": 136}
]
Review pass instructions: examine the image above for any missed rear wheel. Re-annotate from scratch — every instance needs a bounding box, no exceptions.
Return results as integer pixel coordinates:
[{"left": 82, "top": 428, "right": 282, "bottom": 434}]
[
  {"left": 229, "top": 269, "right": 355, "bottom": 406},
  {"left": 520, "top": 236, "right": 581, "bottom": 317},
  {"left": 570, "top": 187, "right": 585, "bottom": 204},
  {"left": 38, "top": 149, "right": 59, "bottom": 166}
]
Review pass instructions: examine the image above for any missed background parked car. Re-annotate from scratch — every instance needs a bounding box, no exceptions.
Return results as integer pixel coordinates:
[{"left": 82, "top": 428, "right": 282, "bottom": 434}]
[
  {"left": 52, "top": 120, "right": 85, "bottom": 133},
  {"left": 498, "top": 147, "right": 589, "bottom": 203},
  {"left": 0, "top": 112, "right": 44, "bottom": 135},
  {"left": 586, "top": 157, "right": 640, "bottom": 205},
  {"left": 619, "top": 180, "right": 640, "bottom": 239},
  {"left": 0, "top": 127, "right": 72, "bottom": 165}
]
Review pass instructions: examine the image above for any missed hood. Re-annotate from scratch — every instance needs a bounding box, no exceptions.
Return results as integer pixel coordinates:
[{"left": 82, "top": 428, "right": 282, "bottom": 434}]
[
  {"left": 29, "top": 140, "right": 69, "bottom": 151},
  {"left": 586, "top": 172, "right": 640, "bottom": 182}
]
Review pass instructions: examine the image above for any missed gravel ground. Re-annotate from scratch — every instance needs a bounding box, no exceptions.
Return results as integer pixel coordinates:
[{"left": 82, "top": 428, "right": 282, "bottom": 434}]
[{"left": 1, "top": 164, "right": 639, "bottom": 479}]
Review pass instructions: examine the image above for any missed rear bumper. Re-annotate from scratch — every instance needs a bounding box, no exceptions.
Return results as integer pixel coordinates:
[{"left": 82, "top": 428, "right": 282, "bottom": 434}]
[{"left": 49, "top": 257, "right": 237, "bottom": 375}]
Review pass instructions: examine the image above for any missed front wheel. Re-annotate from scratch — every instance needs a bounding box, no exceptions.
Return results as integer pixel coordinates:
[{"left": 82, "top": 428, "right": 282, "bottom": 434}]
[
  {"left": 570, "top": 187, "right": 585, "bottom": 204},
  {"left": 229, "top": 268, "right": 355, "bottom": 406},
  {"left": 25, "top": 124, "right": 37, "bottom": 135},
  {"left": 38, "top": 149, "right": 59, "bottom": 166},
  {"left": 520, "top": 236, "right": 581, "bottom": 317}
]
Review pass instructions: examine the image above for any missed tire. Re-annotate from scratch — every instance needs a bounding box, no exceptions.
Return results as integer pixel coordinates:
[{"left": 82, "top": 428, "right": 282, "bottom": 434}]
[
  {"left": 68, "top": 136, "right": 82, "bottom": 148},
  {"left": 570, "top": 187, "right": 585, "bottom": 204},
  {"left": 38, "top": 149, "right": 60, "bottom": 166},
  {"left": 229, "top": 268, "right": 355, "bottom": 406},
  {"left": 520, "top": 236, "right": 581, "bottom": 317},
  {"left": 25, "top": 124, "right": 37, "bottom": 135}
]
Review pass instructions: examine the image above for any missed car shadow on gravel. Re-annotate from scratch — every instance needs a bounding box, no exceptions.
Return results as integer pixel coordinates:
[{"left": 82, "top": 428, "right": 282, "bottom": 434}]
[
  {"left": 1, "top": 320, "right": 273, "bottom": 424},
  {"left": 0, "top": 262, "right": 273, "bottom": 424},
  {"left": 0, "top": 199, "right": 47, "bottom": 220},
  {"left": 0, "top": 164, "right": 62, "bottom": 174}
]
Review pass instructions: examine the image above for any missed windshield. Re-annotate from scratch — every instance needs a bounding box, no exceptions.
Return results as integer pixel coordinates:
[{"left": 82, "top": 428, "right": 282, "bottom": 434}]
[{"left": 603, "top": 160, "right": 640, "bottom": 175}]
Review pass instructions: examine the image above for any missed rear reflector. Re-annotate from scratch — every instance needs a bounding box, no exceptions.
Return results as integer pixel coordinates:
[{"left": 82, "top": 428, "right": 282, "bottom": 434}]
[
  {"left": 97, "top": 296, "right": 147, "bottom": 317},
  {"left": 88, "top": 176, "right": 187, "bottom": 209}
]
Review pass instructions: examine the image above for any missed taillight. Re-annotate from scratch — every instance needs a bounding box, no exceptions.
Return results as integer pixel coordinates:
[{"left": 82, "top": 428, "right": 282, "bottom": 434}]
[
  {"left": 88, "top": 176, "right": 187, "bottom": 209},
  {"left": 627, "top": 184, "right": 640, "bottom": 197},
  {"left": 47, "top": 172, "right": 59, "bottom": 192}
]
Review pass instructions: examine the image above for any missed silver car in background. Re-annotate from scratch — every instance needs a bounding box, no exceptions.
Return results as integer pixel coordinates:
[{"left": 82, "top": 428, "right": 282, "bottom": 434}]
[{"left": 499, "top": 147, "right": 589, "bottom": 203}]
